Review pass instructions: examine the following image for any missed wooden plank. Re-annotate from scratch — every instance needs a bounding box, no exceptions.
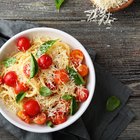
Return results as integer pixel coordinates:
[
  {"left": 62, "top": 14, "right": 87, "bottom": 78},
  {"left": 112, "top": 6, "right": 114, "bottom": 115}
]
[
  {"left": 0, "top": 1, "right": 139, "bottom": 93},
  {"left": 0, "top": 0, "right": 139, "bottom": 21},
  {"left": 0, "top": 97, "right": 139, "bottom": 140},
  {"left": 0, "top": 130, "right": 17, "bottom": 140},
  {"left": 0, "top": 0, "right": 91, "bottom": 20},
  {"left": 0, "top": 0, "right": 140, "bottom": 139}
]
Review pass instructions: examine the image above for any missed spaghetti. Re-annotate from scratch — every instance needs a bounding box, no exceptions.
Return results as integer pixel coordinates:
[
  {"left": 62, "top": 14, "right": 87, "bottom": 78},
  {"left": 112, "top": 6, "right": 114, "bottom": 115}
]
[{"left": 0, "top": 35, "right": 89, "bottom": 126}]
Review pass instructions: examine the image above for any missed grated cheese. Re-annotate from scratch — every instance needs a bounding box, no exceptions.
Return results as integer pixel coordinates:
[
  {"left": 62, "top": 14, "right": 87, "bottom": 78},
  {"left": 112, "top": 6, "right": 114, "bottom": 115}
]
[
  {"left": 0, "top": 36, "right": 87, "bottom": 121},
  {"left": 90, "top": 0, "right": 129, "bottom": 10},
  {"left": 85, "top": 0, "right": 128, "bottom": 25}
]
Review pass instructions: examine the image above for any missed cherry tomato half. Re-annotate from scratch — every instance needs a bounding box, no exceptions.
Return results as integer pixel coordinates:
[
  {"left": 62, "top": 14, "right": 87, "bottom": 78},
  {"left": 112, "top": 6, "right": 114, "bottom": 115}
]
[
  {"left": 77, "top": 64, "right": 89, "bottom": 77},
  {"left": 0, "top": 76, "right": 3, "bottom": 85},
  {"left": 38, "top": 54, "right": 52, "bottom": 69},
  {"left": 50, "top": 112, "right": 67, "bottom": 125},
  {"left": 33, "top": 112, "right": 47, "bottom": 125},
  {"left": 14, "top": 82, "right": 29, "bottom": 94},
  {"left": 76, "top": 87, "right": 89, "bottom": 102},
  {"left": 17, "top": 110, "right": 31, "bottom": 124},
  {"left": 23, "top": 99, "right": 40, "bottom": 117},
  {"left": 70, "top": 50, "right": 84, "bottom": 67},
  {"left": 54, "top": 69, "right": 69, "bottom": 85},
  {"left": 3, "top": 71, "right": 18, "bottom": 87},
  {"left": 45, "top": 82, "right": 57, "bottom": 90},
  {"left": 17, "top": 37, "right": 30, "bottom": 52},
  {"left": 23, "top": 64, "right": 30, "bottom": 77}
]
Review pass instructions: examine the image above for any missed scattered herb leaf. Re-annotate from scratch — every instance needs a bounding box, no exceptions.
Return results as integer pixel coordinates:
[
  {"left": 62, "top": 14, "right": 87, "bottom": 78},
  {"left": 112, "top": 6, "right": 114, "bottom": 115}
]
[
  {"left": 2, "top": 57, "right": 16, "bottom": 68},
  {"left": 70, "top": 97, "right": 78, "bottom": 115},
  {"left": 55, "top": 0, "right": 64, "bottom": 10},
  {"left": 106, "top": 96, "right": 121, "bottom": 112},
  {"left": 30, "top": 53, "right": 38, "bottom": 78},
  {"left": 66, "top": 66, "right": 85, "bottom": 85},
  {"left": 16, "top": 92, "right": 26, "bottom": 103},
  {"left": 62, "top": 94, "right": 73, "bottom": 100},
  {"left": 36, "top": 40, "right": 57, "bottom": 57},
  {"left": 39, "top": 86, "right": 52, "bottom": 97},
  {"left": 47, "top": 120, "right": 54, "bottom": 127}
]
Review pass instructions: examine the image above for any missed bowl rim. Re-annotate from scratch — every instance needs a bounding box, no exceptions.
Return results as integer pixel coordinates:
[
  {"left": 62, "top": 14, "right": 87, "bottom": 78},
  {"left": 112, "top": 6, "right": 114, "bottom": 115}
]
[{"left": 0, "top": 27, "right": 96, "bottom": 133}]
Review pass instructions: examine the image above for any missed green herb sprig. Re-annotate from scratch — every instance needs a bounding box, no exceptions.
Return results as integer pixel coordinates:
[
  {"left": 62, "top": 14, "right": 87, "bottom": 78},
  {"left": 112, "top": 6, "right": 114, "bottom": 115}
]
[
  {"left": 55, "top": 0, "right": 65, "bottom": 10},
  {"left": 106, "top": 96, "right": 121, "bottom": 112}
]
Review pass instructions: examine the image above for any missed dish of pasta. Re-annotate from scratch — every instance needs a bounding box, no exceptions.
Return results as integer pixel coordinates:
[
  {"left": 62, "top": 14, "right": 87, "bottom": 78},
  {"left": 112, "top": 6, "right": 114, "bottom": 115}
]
[{"left": 0, "top": 35, "right": 89, "bottom": 127}]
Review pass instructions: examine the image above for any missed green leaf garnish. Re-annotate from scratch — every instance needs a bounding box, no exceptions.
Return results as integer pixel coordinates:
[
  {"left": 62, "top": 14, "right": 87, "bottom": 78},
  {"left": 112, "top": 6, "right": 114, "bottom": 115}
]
[
  {"left": 30, "top": 53, "right": 38, "bottom": 79},
  {"left": 39, "top": 86, "right": 52, "bottom": 97},
  {"left": 16, "top": 92, "right": 26, "bottom": 103},
  {"left": 55, "top": 0, "right": 64, "bottom": 10},
  {"left": 106, "top": 96, "right": 121, "bottom": 112},
  {"left": 47, "top": 121, "right": 54, "bottom": 127},
  {"left": 36, "top": 40, "right": 57, "bottom": 58},
  {"left": 62, "top": 94, "right": 73, "bottom": 100},
  {"left": 70, "top": 97, "right": 78, "bottom": 115},
  {"left": 66, "top": 66, "right": 85, "bottom": 85},
  {"left": 2, "top": 57, "right": 16, "bottom": 68}
]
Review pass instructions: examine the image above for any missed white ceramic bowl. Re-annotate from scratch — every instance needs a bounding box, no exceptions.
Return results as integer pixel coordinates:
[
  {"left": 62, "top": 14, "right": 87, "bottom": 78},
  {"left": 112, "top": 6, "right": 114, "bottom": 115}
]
[{"left": 0, "top": 27, "right": 95, "bottom": 133}]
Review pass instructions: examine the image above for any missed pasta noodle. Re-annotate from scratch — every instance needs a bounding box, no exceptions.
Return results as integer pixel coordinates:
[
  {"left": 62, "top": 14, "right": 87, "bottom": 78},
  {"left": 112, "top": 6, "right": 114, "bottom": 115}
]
[{"left": 0, "top": 36, "right": 89, "bottom": 125}]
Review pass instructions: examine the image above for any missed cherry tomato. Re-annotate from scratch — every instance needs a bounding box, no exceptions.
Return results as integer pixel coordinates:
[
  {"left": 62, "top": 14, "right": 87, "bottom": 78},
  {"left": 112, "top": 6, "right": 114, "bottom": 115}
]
[
  {"left": 17, "top": 110, "right": 31, "bottom": 124},
  {"left": 23, "top": 99, "right": 40, "bottom": 117},
  {"left": 77, "top": 64, "right": 89, "bottom": 77},
  {"left": 70, "top": 50, "right": 84, "bottom": 67},
  {"left": 76, "top": 87, "right": 89, "bottom": 102},
  {"left": 0, "top": 76, "right": 3, "bottom": 85},
  {"left": 54, "top": 70, "right": 69, "bottom": 85},
  {"left": 17, "top": 37, "right": 30, "bottom": 52},
  {"left": 23, "top": 64, "right": 30, "bottom": 77},
  {"left": 50, "top": 112, "right": 67, "bottom": 125},
  {"left": 38, "top": 54, "right": 52, "bottom": 69},
  {"left": 3, "top": 71, "right": 18, "bottom": 87},
  {"left": 14, "top": 82, "right": 29, "bottom": 94},
  {"left": 33, "top": 112, "right": 47, "bottom": 125},
  {"left": 45, "top": 82, "right": 57, "bottom": 90}
]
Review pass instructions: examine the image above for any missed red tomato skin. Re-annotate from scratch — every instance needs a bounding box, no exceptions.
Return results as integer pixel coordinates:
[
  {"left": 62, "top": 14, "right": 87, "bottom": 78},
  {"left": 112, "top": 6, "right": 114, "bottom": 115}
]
[
  {"left": 76, "top": 87, "right": 89, "bottom": 102},
  {"left": 3, "top": 71, "right": 18, "bottom": 87},
  {"left": 23, "top": 64, "right": 30, "bottom": 77},
  {"left": 17, "top": 37, "right": 30, "bottom": 52},
  {"left": 33, "top": 113, "right": 47, "bottom": 125},
  {"left": 0, "top": 76, "right": 3, "bottom": 85},
  {"left": 54, "top": 70, "right": 69, "bottom": 85},
  {"left": 45, "top": 82, "right": 57, "bottom": 90},
  {"left": 50, "top": 112, "right": 67, "bottom": 125},
  {"left": 70, "top": 50, "right": 84, "bottom": 67},
  {"left": 14, "top": 82, "right": 29, "bottom": 94},
  {"left": 23, "top": 99, "right": 40, "bottom": 117},
  {"left": 38, "top": 54, "right": 52, "bottom": 69},
  {"left": 17, "top": 111, "right": 31, "bottom": 124},
  {"left": 77, "top": 64, "right": 89, "bottom": 77}
]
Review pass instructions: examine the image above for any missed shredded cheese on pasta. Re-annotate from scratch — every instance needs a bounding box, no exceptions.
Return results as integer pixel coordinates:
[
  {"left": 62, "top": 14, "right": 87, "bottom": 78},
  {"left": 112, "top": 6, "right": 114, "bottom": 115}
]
[{"left": 0, "top": 36, "right": 78, "bottom": 117}]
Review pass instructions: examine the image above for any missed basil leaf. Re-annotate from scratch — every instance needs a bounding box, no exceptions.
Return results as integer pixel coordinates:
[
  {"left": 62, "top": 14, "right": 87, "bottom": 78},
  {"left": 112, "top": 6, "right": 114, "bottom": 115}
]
[
  {"left": 47, "top": 121, "right": 54, "bottom": 127},
  {"left": 2, "top": 57, "right": 16, "bottom": 68},
  {"left": 30, "top": 53, "right": 38, "bottom": 78},
  {"left": 62, "top": 94, "right": 72, "bottom": 100},
  {"left": 70, "top": 97, "right": 78, "bottom": 115},
  {"left": 66, "top": 67, "right": 85, "bottom": 85},
  {"left": 55, "top": 0, "right": 64, "bottom": 10},
  {"left": 40, "top": 86, "right": 52, "bottom": 96},
  {"left": 36, "top": 40, "right": 57, "bottom": 58},
  {"left": 16, "top": 92, "right": 26, "bottom": 103},
  {"left": 106, "top": 96, "right": 121, "bottom": 112}
]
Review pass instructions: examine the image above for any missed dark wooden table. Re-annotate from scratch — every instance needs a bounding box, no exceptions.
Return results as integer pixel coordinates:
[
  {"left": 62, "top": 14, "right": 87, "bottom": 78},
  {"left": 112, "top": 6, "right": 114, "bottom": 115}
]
[{"left": 0, "top": 0, "right": 140, "bottom": 139}]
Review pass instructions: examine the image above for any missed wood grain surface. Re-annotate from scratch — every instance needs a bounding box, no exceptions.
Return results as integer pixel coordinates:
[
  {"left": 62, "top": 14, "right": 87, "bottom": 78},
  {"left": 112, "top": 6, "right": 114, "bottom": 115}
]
[{"left": 0, "top": 0, "right": 140, "bottom": 139}]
